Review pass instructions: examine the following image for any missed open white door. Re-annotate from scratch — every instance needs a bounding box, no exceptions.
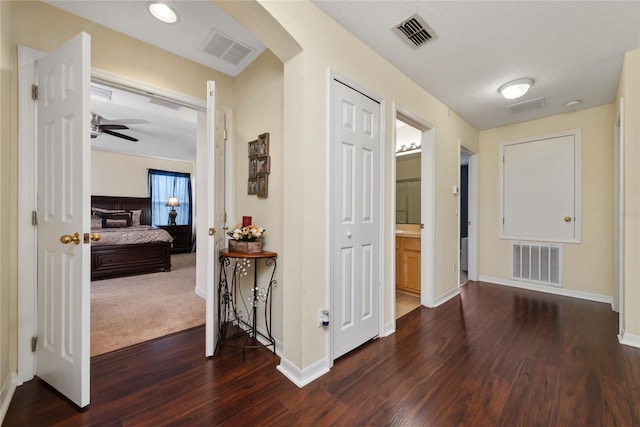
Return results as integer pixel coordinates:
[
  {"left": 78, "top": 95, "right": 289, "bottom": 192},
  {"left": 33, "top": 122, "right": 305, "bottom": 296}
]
[
  {"left": 36, "top": 32, "right": 91, "bottom": 408},
  {"left": 204, "top": 81, "right": 226, "bottom": 356}
]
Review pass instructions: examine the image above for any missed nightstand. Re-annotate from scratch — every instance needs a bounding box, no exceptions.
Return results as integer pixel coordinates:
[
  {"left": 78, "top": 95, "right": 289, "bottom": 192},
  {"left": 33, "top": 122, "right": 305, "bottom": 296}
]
[{"left": 158, "top": 225, "right": 192, "bottom": 253}]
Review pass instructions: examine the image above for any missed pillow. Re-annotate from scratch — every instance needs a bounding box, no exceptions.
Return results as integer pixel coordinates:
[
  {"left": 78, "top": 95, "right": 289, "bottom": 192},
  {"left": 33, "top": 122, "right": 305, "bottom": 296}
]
[
  {"left": 91, "top": 207, "right": 125, "bottom": 215},
  {"left": 91, "top": 214, "right": 103, "bottom": 229},
  {"left": 129, "top": 209, "right": 142, "bottom": 226},
  {"left": 100, "top": 212, "right": 132, "bottom": 228}
]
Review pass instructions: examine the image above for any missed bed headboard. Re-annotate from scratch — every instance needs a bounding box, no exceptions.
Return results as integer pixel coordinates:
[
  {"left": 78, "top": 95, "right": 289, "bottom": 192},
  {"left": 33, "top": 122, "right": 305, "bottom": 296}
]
[{"left": 91, "top": 196, "right": 152, "bottom": 226}]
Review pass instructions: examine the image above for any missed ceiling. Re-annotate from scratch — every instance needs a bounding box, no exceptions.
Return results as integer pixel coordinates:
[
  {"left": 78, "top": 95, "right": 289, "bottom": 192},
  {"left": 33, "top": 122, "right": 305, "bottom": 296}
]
[
  {"left": 45, "top": 1, "right": 640, "bottom": 161},
  {"left": 313, "top": 0, "right": 640, "bottom": 130},
  {"left": 90, "top": 82, "right": 198, "bottom": 161}
]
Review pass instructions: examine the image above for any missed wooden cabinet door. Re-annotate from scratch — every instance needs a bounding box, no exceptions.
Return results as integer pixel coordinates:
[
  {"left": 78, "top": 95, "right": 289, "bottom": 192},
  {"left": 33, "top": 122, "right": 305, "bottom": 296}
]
[
  {"left": 402, "top": 249, "right": 421, "bottom": 294},
  {"left": 396, "top": 237, "right": 421, "bottom": 295}
]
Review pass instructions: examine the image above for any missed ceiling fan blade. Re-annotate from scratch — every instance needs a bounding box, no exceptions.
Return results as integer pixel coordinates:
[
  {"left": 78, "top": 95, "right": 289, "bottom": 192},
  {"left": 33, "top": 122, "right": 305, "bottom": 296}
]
[
  {"left": 100, "top": 118, "right": 149, "bottom": 125},
  {"left": 103, "top": 129, "right": 139, "bottom": 142},
  {"left": 99, "top": 124, "right": 129, "bottom": 130}
]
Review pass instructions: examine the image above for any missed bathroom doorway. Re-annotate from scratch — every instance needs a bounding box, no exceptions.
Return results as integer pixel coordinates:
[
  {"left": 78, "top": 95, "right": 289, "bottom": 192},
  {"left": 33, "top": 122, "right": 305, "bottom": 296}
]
[{"left": 395, "top": 118, "right": 422, "bottom": 318}]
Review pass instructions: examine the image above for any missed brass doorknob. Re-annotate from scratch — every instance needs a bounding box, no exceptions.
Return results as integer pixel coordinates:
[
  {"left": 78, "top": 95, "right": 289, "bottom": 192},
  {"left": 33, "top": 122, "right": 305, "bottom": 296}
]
[
  {"left": 209, "top": 228, "right": 216, "bottom": 236},
  {"left": 90, "top": 233, "right": 102, "bottom": 241},
  {"left": 60, "top": 232, "right": 81, "bottom": 245},
  {"left": 564, "top": 216, "right": 572, "bottom": 222}
]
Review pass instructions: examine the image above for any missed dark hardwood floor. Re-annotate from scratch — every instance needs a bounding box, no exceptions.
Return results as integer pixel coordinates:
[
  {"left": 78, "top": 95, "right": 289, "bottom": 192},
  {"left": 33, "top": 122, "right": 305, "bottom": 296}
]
[{"left": 5, "top": 282, "right": 640, "bottom": 426}]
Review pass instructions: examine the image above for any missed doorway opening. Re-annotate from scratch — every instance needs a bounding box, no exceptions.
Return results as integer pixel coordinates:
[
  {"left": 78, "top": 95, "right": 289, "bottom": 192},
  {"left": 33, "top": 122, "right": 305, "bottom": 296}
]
[
  {"left": 395, "top": 118, "right": 422, "bottom": 318},
  {"left": 89, "top": 81, "right": 204, "bottom": 357},
  {"left": 459, "top": 148, "right": 470, "bottom": 285}
]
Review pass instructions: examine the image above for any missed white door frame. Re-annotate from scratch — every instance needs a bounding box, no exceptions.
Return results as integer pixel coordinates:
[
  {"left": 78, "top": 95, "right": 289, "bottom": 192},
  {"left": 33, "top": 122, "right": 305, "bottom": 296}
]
[
  {"left": 458, "top": 143, "right": 479, "bottom": 283},
  {"left": 329, "top": 71, "right": 385, "bottom": 362},
  {"left": 393, "top": 106, "right": 436, "bottom": 309},
  {"left": 614, "top": 98, "right": 624, "bottom": 329},
  {"left": 17, "top": 62, "right": 230, "bottom": 382}
]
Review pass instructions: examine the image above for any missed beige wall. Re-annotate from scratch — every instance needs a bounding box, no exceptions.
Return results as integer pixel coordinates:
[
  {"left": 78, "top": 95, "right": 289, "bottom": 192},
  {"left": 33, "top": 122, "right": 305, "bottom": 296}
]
[
  {"left": 478, "top": 104, "right": 615, "bottom": 297},
  {"left": 1, "top": 0, "right": 235, "bottom": 387},
  {"left": 91, "top": 150, "right": 194, "bottom": 198},
  {"left": 222, "top": 0, "right": 479, "bottom": 370},
  {"left": 618, "top": 49, "right": 640, "bottom": 338},
  {"left": 233, "top": 50, "right": 285, "bottom": 344},
  {"left": 0, "top": 0, "right": 14, "bottom": 413}
]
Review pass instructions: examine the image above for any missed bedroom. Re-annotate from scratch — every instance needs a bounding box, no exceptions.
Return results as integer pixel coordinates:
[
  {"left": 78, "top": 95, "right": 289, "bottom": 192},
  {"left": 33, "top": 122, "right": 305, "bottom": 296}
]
[
  {"left": 89, "top": 80, "right": 202, "bottom": 355},
  {"left": 11, "top": 3, "right": 282, "bottom": 396}
]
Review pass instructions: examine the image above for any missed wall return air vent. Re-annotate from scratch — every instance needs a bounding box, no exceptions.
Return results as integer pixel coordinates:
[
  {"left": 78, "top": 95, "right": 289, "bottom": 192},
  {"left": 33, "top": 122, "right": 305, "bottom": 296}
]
[
  {"left": 512, "top": 242, "right": 562, "bottom": 287},
  {"left": 393, "top": 14, "right": 437, "bottom": 48}
]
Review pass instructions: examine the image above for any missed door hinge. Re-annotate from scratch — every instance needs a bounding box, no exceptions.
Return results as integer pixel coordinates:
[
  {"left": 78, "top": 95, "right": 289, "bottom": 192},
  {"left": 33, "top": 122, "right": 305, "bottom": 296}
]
[
  {"left": 31, "top": 336, "right": 38, "bottom": 352},
  {"left": 224, "top": 212, "right": 227, "bottom": 223},
  {"left": 31, "top": 84, "right": 38, "bottom": 100},
  {"left": 502, "top": 217, "right": 505, "bottom": 225},
  {"left": 31, "top": 210, "right": 38, "bottom": 226}
]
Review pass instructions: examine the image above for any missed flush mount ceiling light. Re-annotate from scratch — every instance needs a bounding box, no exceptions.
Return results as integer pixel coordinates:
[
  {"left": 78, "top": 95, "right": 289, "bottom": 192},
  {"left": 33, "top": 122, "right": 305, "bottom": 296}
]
[
  {"left": 498, "top": 78, "right": 534, "bottom": 100},
  {"left": 147, "top": 2, "right": 179, "bottom": 24}
]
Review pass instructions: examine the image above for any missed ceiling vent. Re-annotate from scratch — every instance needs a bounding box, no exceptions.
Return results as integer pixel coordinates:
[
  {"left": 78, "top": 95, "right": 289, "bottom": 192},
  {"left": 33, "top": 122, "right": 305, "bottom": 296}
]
[
  {"left": 507, "top": 97, "right": 546, "bottom": 113},
  {"left": 393, "top": 14, "right": 437, "bottom": 48},
  {"left": 199, "top": 30, "right": 254, "bottom": 66},
  {"left": 148, "top": 98, "right": 181, "bottom": 110},
  {"left": 90, "top": 86, "right": 112, "bottom": 100}
]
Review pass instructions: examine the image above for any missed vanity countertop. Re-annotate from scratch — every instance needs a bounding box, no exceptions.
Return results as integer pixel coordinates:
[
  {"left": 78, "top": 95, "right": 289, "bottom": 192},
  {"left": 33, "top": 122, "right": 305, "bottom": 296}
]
[{"left": 396, "top": 229, "right": 421, "bottom": 238}]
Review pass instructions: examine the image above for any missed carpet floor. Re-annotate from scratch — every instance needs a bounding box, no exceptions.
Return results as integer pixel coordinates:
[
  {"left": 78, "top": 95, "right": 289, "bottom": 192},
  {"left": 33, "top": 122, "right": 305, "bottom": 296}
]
[{"left": 90, "top": 252, "right": 204, "bottom": 356}]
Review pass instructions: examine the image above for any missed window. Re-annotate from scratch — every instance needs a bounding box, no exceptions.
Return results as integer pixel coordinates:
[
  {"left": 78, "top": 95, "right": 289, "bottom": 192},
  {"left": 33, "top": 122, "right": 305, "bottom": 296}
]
[{"left": 148, "top": 169, "right": 192, "bottom": 226}]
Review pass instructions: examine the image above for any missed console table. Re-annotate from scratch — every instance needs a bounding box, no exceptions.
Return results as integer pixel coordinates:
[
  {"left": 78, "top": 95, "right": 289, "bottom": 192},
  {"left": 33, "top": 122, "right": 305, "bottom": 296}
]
[{"left": 216, "top": 249, "right": 277, "bottom": 358}]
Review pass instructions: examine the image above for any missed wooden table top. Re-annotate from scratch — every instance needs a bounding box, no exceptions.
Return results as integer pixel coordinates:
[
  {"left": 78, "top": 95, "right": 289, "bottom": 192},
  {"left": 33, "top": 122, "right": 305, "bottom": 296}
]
[{"left": 219, "top": 249, "right": 277, "bottom": 259}]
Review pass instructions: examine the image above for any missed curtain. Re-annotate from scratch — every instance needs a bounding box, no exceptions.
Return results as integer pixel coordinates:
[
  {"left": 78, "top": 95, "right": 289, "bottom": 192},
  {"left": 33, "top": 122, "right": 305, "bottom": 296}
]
[{"left": 148, "top": 169, "right": 192, "bottom": 226}]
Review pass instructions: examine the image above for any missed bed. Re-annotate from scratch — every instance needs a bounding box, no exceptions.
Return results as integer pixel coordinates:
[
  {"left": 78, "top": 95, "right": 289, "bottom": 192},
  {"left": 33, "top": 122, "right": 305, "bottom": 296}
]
[{"left": 91, "top": 195, "right": 173, "bottom": 280}]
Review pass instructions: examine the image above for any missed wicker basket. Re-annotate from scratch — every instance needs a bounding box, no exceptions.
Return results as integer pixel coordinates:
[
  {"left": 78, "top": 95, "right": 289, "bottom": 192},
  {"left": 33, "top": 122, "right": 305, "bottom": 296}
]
[{"left": 229, "top": 239, "right": 262, "bottom": 253}]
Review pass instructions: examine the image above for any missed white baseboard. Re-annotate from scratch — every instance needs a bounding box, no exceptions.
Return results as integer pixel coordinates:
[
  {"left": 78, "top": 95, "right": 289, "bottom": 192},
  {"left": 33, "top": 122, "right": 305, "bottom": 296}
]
[
  {"left": 434, "top": 287, "right": 461, "bottom": 307},
  {"left": 619, "top": 332, "right": 640, "bottom": 349},
  {"left": 0, "top": 372, "right": 18, "bottom": 425},
  {"left": 276, "top": 356, "right": 330, "bottom": 388},
  {"left": 194, "top": 286, "right": 206, "bottom": 300},
  {"left": 478, "top": 275, "right": 613, "bottom": 305}
]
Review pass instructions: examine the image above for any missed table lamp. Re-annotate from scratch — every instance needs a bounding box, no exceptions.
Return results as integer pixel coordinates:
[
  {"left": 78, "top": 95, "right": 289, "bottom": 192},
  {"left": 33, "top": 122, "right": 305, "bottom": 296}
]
[{"left": 166, "top": 197, "right": 180, "bottom": 225}]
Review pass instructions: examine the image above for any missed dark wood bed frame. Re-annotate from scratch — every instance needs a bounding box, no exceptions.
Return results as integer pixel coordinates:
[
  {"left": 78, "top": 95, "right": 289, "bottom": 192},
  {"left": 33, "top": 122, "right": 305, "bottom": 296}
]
[{"left": 91, "top": 195, "right": 171, "bottom": 281}]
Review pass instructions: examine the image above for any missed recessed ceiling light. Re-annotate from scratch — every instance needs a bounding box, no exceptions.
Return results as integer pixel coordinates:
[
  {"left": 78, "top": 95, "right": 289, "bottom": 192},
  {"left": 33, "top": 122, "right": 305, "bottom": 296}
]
[
  {"left": 498, "top": 78, "right": 534, "bottom": 100},
  {"left": 565, "top": 100, "right": 582, "bottom": 107},
  {"left": 147, "top": 2, "right": 178, "bottom": 24}
]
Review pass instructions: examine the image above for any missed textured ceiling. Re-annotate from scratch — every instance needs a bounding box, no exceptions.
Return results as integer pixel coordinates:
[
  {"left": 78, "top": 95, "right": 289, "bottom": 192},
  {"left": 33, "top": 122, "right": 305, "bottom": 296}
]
[
  {"left": 313, "top": 1, "right": 640, "bottom": 130},
  {"left": 44, "top": 0, "right": 640, "bottom": 162}
]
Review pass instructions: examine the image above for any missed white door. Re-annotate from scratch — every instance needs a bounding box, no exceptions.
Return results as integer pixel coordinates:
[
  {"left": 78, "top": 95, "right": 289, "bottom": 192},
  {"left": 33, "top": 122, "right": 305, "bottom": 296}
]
[
  {"left": 332, "top": 79, "right": 380, "bottom": 359},
  {"left": 204, "top": 81, "right": 226, "bottom": 357},
  {"left": 502, "top": 134, "right": 578, "bottom": 241},
  {"left": 36, "top": 32, "right": 91, "bottom": 408}
]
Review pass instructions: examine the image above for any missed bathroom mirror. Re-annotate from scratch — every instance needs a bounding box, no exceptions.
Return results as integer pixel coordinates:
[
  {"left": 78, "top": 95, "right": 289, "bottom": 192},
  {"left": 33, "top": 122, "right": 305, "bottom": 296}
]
[{"left": 396, "top": 178, "right": 421, "bottom": 224}]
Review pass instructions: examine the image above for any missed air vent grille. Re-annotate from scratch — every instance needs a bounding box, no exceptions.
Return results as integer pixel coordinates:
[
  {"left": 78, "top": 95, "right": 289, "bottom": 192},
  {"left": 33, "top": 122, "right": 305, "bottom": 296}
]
[
  {"left": 148, "top": 98, "right": 181, "bottom": 110},
  {"left": 200, "top": 30, "right": 254, "bottom": 66},
  {"left": 393, "top": 14, "right": 436, "bottom": 48},
  {"left": 512, "top": 242, "right": 562, "bottom": 287},
  {"left": 507, "top": 97, "right": 546, "bottom": 113}
]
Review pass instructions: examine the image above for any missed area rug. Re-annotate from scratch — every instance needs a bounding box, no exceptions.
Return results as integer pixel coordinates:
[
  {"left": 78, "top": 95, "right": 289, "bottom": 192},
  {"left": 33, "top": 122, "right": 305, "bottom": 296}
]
[{"left": 91, "top": 253, "right": 205, "bottom": 356}]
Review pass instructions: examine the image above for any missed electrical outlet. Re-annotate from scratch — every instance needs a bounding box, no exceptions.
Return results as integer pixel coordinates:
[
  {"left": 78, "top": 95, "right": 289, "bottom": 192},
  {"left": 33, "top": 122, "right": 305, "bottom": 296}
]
[{"left": 319, "top": 309, "right": 329, "bottom": 327}]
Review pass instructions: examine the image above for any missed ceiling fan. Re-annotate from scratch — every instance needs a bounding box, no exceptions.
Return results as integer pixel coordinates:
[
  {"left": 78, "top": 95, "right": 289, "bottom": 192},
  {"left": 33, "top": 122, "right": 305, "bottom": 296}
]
[{"left": 90, "top": 113, "right": 148, "bottom": 142}]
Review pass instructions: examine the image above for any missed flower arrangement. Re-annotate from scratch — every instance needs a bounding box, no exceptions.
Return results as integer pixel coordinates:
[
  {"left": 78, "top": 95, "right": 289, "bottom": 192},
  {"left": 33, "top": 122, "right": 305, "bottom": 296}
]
[{"left": 227, "top": 223, "right": 266, "bottom": 242}]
